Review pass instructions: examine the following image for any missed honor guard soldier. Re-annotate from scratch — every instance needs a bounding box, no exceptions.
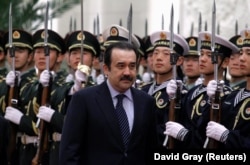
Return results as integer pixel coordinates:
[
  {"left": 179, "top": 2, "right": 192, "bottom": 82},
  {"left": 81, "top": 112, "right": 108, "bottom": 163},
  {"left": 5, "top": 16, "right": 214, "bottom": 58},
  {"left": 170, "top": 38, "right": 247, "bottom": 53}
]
[
  {"left": 36, "top": 29, "right": 101, "bottom": 165},
  {"left": 91, "top": 34, "right": 105, "bottom": 85},
  {"left": 102, "top": 24, "right": 140, "bottom": 50},
  {"left": 102, "top": 24, "right": 141, "bottom": 88},
  {"left": 64, "top": 30, "right": 101, "bottom": 88},
  {"left": 29, "top": 29, "right": 66, "bottom": 165},
  {"left": 135, "top": 34, "right": 146, "bottom": 84},
  {"left": 165, "top": 31, "right": 238, "bottom": 149},
  {"left": 0, "top": 30, "right": 8, "bottom": 83},
  {"left": 141, "top": 35, "right": 155, "bottom": 84},
  {"left": 3, "top": 29, "right": 35, "bottom": 164},
  {"left": 140, "top": 30, "right": 189, "bottom": 150},
  {"left": 4, "top": 29, "right": 66, "bottom": 165},
  {"left": 183, "top": 36, "right": 201, "bottom": 90},
  {"left": 228, "top": 35, "right": 246, "bottom": 90},
  {"left": 203, "top": 28, "right": 250, "bottom": 149}
]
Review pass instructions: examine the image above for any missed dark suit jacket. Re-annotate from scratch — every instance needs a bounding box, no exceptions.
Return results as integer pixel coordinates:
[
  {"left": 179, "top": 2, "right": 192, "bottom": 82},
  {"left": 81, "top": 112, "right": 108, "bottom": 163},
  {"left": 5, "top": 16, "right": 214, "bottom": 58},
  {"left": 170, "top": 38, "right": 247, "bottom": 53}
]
[
  {"left": 59, "top": 81, "right": 158, "bottom": 165},
  {"left": 0, "top": 116, "right": 9, "bottom": 165}
]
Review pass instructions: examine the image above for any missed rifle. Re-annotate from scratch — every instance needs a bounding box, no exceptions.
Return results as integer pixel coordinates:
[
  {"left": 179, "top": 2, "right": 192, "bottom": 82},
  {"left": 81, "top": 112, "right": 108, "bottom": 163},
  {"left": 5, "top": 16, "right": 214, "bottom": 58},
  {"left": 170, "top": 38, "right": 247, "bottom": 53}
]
[
  {"left": 32, "top": 1, "right": 51, "bottom": 164},
  {"left": 163, "top": 4, "right": 181, "bottom": 149},
  {"left": 32, "top": 77, "right": 52, "bottom": 165},
  {"left": 7, "top": 3, "right": 20, "bottom": 164},
  {"left": 203, "top": 0, "right": 221, "bottom": 149}
]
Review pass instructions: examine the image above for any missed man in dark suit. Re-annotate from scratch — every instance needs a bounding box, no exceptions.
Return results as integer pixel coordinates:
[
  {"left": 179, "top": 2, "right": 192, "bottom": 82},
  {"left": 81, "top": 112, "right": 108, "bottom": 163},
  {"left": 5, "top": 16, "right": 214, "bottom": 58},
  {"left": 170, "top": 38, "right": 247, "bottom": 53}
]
[{"left": 59, "top": 41, "right": 158, "bottom": 165}]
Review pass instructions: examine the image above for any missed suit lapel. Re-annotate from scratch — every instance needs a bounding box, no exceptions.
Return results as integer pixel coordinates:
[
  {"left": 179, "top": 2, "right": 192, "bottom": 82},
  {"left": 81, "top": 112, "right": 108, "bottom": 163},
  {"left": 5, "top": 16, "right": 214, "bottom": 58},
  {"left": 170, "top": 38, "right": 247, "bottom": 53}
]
[{"left": 129, "top": 88, "right": 144, "bottom": 143}]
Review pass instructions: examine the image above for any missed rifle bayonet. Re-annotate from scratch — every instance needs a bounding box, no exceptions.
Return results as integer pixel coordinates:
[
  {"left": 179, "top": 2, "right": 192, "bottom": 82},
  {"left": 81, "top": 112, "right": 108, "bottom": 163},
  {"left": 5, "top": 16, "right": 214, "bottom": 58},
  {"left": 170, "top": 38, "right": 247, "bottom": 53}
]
[
  {"left": 198, "top": 12, "right": 202, "bottom": 55},
  {"left": 145, "top": 19, "right": 148, "bottom": 37},
  {"left": 74, "top": 18, "right": 77, "bottom": 31},
  {"left": 190, "top": 22, "right": 194, "bottom": 36},
  {"left": 44, "top": 1, "right": 50, "bottom": 72},
  {"left": 80, "top": 0, "right": 84, "bottom": 64},
  {"left": 217, "top": 22, "right": 220, "bottom": 35},
  {"left": 9, "top": 3, "right": 15, "bottom": 73},
  {"left": 69, "top": 16, "right": 73, "bottom": 32},
  {"left": 119, "top": 18, "right": 122, "bottom": 26},
  {"left": 127, "top": 3, "right": 132, "bottom": 43},
  {"left": 93, "top": 18, "right": 96, "bottom": 35},
  {"left": 235, "top": 20, "right": 238, "bottom": 35},
  {"left": 177, "top": 21, "right": 180, "bottom": 34},
  {"left": 205, "top": 20, "right": 208, "bottom": 31},
  {"left": 96, "top": 14, "right": 100, "bottom": 40},
  {"left": 162, "top": 14, "right": 164, "bottom": 30}
]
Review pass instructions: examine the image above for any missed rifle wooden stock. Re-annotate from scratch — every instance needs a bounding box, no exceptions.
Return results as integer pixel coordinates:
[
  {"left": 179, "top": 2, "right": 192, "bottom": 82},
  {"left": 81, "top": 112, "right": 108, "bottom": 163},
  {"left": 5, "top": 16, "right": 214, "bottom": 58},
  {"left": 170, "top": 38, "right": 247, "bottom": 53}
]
[
  {"left": 32, "top": 85, "right": 50, "bottom": 165},
  {"left": 167, "top": 85, "right": 181, "bottom": 149},
  {"left": 207, "top": 89, "right": 221, "bottom": 149},
  {"left": 7, "top": 76, "right": 19, "bottom": 164}
]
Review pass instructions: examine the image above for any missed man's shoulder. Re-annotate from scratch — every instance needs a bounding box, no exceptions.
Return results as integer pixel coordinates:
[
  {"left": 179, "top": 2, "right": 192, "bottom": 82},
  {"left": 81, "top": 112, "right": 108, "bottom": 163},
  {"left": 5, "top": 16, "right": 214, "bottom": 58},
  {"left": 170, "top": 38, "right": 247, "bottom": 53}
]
[
  {"left": 132, "top": 87, "right": 154, "bottom": 99},
  {"left": 75, "top": 83, "right": 103, "bottom": 95}
]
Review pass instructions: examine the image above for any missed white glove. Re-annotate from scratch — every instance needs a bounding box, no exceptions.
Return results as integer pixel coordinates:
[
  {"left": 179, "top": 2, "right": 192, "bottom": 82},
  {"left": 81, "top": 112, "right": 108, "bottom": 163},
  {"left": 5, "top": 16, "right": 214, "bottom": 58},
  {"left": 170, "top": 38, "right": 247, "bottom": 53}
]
[
  {"left": 65, "top": 74, "right": 74, "bottom": 83},
  {"left": 164, "top": 121, "right": 188, "bottom": 141},
  {"left": 6, "top": 71, "right": 21, "bottom": 87},
  {"left": 142, "top": 72, "right": 151, "bottom": 83},
  {"left": 37, "top": 106, "right": 55, "bottom": 122},
  {"left": 73, "top": 69, "right": 87, "bottom": 92},
  {"left": 195, "top": 77, "right": 204, "bottom": 86},
  {"left": 96, "top": 74, "right": 105, "bottom": 85},
  {"left": 4, "top": 106, "right": 23, "bottom": 125},
  {"left": 77, "top": 64, "right": 91, "bottom": 77},
  {"left": 166, "top": 79, "right": 182, "bottom": 99},
  {"left": 207, "top": 80, "right": 224, "bottom": 98},
  {"left": 206, "top": 121, "right": 229, "bottom": 143},
  {"left": 39, "top": 70, "right": 51, "bottom": 87}
]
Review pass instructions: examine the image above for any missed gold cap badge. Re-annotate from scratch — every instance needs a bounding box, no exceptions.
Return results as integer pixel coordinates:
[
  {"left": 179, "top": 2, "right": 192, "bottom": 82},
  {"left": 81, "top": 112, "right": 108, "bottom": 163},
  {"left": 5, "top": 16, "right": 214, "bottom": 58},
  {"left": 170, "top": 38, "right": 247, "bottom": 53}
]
[
  {"left": 189, "top": 38, "right": 196, "bottom": 46},
  {"left": 77, "top": 32, "right": 85, "bottom": 41},
  {"left": 110, "top": 27, "right": 118, "bottom": 36},
  {"left": 13, "top": 31, "right": 20, "bottom": 39},
  {"left": 160, "top": 32, "right": 167, "bottom": 40},
  {"left": 41, "top": 31, "right": 49, "bottom": 39}
]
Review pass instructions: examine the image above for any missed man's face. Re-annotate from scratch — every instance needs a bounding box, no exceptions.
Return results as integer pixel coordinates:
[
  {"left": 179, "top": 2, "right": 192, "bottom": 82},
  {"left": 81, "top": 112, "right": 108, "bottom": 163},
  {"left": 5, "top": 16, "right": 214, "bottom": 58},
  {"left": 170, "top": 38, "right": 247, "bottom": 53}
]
[
  {"left": 68, "top": 48, "right": 93, "bottom": 70},
  {"left": 146, "top": 52, "right": 154, "bottom": 71},
  {"left": 0, "top": 50, "right": 5, "bottom": 64},
  {"left": 152, "top": 47, "right": 172, "bottom": 74},
  {"left": 7, "top": 47, "right": 32, "bottom": 72},
  {"left": 199, "top": 49, "right": 216, "bottom": 75},
  {"left": 34, "top": 47, "right": 59, "bottom": 72},
  {"left": 92, "top": 56, "right": 101, "bottom": 71},
  {"left": 182, "top": 55, "right": 200, "bottom": 78},
  {"left": 228, "top": 53, "right": 244, "bottom": 78},
  {"left": 239, "top": 47, "right": 250, "bottom": 76},
  {"left": 103, "top": 48, "right": 137, "bottom": 93}
]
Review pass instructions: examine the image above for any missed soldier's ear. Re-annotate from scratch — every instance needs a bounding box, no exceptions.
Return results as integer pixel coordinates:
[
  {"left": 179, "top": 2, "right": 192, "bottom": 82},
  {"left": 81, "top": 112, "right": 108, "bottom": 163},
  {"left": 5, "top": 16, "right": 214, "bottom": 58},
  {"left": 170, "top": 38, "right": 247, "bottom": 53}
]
[
  {"left": 176, "top": 56, "right": 184, "bottom": 66},
  {"left": 221, "top": 57, "right": 229, "bottom": 69},
  {"left": 56, "top": 53, "right": 64, "bottom": 63},
  {"left": 103, "top": 64, "right": 109, "bottom": 76}
]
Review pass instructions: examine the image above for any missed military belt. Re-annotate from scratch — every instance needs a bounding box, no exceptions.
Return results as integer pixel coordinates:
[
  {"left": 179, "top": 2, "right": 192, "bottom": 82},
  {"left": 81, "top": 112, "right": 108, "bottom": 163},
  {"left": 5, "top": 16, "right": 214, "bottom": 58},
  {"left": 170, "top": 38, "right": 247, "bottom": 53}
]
[{"left": 21, "top": 134, "right": 38, "bottom": 145}]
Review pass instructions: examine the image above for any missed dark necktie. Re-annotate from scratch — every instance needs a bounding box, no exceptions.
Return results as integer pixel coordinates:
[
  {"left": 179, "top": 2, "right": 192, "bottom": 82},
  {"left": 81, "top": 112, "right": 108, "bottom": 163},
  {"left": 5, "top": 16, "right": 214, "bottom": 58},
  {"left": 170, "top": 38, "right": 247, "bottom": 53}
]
[{"left": 115, "top": 94, "right": 130, "bottom": 148}]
